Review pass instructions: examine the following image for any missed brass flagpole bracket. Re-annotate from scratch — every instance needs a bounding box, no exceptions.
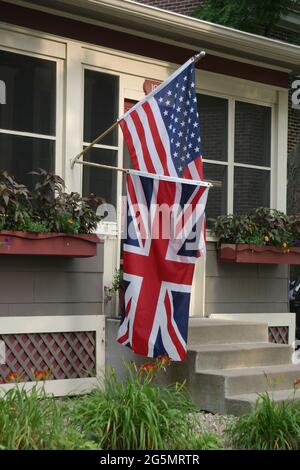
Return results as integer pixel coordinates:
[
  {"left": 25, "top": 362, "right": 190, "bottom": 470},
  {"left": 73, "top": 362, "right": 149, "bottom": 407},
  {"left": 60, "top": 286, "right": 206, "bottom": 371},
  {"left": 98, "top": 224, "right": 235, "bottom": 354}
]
[{"left": 70, "top": 121, "right": 118, "bottom": 169}]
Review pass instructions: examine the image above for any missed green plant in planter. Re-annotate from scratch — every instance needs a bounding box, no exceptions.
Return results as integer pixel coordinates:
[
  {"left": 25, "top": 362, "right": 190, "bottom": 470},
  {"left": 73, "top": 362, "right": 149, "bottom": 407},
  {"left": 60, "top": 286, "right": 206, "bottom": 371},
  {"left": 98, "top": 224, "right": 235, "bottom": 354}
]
[
  {"left": 0, "top": 171, "right": 31, "bottom": 229},
  {"left": 213, "top": 207, "right": 295, "bottom": 247},
  {"left": 0, "top": 169, "right": 103, "bottom": 234}
]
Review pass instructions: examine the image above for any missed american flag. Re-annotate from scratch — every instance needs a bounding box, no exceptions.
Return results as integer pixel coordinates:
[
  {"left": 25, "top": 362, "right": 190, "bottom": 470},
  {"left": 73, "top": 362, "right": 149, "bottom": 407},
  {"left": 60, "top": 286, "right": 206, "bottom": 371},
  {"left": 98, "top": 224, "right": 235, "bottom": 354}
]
[
  {"left": 117, "top": 171, "right": 209, "bottom": 360},
  {"left": 118, "top": 57, "right": 203, "bottom": 181}
]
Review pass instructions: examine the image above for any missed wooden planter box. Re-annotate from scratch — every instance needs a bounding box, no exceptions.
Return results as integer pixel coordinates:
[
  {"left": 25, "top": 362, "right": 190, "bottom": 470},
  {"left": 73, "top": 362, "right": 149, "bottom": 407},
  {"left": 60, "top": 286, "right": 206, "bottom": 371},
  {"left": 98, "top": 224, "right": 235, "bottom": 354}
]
[
  {"left": 218, "top": 243, "right": 300, "bottom": 264},
  {"left": 0, "top": 230, "right": 100, "bottom": 257}
]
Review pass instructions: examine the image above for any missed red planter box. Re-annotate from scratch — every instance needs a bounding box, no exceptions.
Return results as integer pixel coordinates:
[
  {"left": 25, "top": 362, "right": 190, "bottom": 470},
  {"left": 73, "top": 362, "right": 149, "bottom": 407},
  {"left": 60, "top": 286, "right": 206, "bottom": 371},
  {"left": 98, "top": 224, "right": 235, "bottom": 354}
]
[
  {"left": 0, "top": 230, "right": 101, "bottom": 257},
  {"left": 218, "top": 243, "right": 300, "bottom": 264}
]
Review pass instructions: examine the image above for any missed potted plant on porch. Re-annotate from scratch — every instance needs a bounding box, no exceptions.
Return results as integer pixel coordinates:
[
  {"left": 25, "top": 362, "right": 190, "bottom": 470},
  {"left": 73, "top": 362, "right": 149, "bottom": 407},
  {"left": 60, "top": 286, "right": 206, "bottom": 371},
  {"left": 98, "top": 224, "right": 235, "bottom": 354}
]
[
  {"left": 0, "top": 169, "right": 103, "bottom": 257},
  {"left": 213, "top": 207, "right": 300, "bottom": 264}
]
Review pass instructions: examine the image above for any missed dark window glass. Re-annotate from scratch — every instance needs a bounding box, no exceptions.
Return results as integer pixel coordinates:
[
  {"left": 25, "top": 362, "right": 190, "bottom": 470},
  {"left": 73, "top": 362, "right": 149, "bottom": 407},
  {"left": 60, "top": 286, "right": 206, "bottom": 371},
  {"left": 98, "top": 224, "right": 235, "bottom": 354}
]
[
  {"left": 204, "top": 163, "right": 227, "bottom": 228},
  {"left": 234, "top": 167, "right": 270, "bottom": 214},
  {"left": 0, "top": 134, "right": 55, "bottom": 188},
  {"left": 235, "top": 101, "right": 271, "bottom": 167},
  {"left": 0, "top": 50, "right": 56, "bottom": 135},
  {"left": 197, "top": 94, "right": 228, "bottom": 162},
  {"left": 84, "top": 70, "right": 119, "bottom": 146},
  {"left": 82, "top": 147, "right": 117, "bottom": 206}
]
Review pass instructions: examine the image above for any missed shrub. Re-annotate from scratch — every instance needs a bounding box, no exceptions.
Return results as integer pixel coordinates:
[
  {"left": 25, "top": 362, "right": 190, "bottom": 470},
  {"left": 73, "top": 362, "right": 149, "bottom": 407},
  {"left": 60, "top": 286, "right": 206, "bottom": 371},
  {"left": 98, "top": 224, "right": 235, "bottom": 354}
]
[
  {"left": 0, "top": 386, "right": 96, "bottom": 450},
  {"left": 70, "top": 362, "right": 200, "bottom": 450},
  {"left": 227, "top": 392, "right": 300, "bottom": 450}
]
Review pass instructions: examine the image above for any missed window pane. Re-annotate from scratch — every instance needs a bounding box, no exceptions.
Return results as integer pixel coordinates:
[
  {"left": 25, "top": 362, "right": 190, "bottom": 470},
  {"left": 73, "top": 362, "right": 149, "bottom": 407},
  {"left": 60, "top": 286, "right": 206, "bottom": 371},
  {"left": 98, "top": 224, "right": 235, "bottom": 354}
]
[
  {"left": 84, "top": 70, "right": 119, "bottom": 146},
  {"left": 0, "top": 133, "right": 55, "bottom": 188},
  {"left": 0, "top": 50, "right": 56, "bottom": 135},
  {"left": 234, "top": 167, "right": 270, "bottom": 214},
  {"left": 235, "top": 101, "right": 271, "bottom": 166},
  {"left": 197, "top": 94, "right": 228, "bottom": 162},
  {"left": 82, "top": 147, "right": 117, "bottom": 206},
  {"left": 204, "top": 163, "right": 227, "bottom": 228}
]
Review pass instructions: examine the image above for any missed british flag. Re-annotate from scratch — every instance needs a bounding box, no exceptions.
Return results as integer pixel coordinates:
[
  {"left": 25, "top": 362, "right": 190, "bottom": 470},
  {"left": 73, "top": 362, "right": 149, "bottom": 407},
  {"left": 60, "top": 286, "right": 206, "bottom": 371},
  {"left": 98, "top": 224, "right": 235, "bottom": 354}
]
[
  {"left": 117, "top": 171, "right": 209, "bottom": 360},
  {"left": 118, "top": 57, "right": 203, "bottom": 181}
]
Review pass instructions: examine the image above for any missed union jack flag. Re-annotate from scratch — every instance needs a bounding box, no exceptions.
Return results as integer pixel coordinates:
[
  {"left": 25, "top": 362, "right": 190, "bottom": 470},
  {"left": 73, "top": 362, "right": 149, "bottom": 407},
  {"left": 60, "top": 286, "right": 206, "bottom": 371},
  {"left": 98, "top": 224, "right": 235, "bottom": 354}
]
[
  {"left": 117, "top": 171, "right": 209, "bottom": 360},
  {"left": 118, "top": 57, "right": 203, "bottom": 181}
]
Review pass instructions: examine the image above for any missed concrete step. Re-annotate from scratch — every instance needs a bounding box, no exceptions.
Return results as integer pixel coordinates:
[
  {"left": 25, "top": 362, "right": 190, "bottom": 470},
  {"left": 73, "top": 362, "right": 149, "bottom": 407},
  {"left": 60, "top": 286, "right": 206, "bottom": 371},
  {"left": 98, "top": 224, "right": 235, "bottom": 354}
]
[
  {"left": 197, "top": 364, "right": 300, "bottom": 397},
  {"left": 225, "top": 389, "right": 300, "bottom": 416},
  {"left": 188, "top": 318, "right": 268, "bottom": 345},
  {"left": 190, "top": 342, "right": 293, "bottom": 370}
]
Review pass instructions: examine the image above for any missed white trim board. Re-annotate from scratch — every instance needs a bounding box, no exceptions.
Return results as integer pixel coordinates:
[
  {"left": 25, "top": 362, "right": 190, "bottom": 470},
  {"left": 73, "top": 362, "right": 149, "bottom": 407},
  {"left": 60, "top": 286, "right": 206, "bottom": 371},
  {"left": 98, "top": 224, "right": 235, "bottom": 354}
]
[
  {"left": 209, "top": 313, "right": 296, "bottom": 345},
  {"left": 0, "top": 315, "right": 105, "bottom": 396}
]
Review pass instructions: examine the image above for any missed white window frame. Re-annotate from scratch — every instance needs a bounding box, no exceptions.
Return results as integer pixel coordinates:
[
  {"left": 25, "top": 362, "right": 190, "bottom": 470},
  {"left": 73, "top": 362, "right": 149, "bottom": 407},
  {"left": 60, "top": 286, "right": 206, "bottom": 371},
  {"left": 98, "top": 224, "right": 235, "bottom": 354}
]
[
  {"left": 0, "top": 33, "right": 64, "bottom": 181},
  {"left": 198, "top": 91, "right": 275, "bottom": 218},
  {"left": 81, "top": 64, "right": 121, "bottom": 207}
]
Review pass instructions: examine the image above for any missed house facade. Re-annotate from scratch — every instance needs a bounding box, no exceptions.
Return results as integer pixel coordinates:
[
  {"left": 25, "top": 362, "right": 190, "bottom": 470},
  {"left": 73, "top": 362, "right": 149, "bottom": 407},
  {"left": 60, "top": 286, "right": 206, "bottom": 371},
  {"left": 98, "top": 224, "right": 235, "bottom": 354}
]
[{"left": 0, "top": 0, "right": 300, "bottom": 391}]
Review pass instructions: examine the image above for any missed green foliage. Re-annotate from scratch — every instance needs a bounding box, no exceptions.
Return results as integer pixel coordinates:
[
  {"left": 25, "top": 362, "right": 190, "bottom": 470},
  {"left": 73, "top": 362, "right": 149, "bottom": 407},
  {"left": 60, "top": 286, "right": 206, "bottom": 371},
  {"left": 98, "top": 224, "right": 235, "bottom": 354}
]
[
  {"left": 70, "top": 364, "right": 200, "bottom": 450},
  {"left": 227, "top": 392, "right": 300, "bottom": 450},
  {"left": 191, "top": 0, "right": 293, "bottom": 37},
  {"left": 0, "top": 171, "right": 31, "bottom": 229},
  {"left": 105, "top": 268, "right": 124, "bottom": 299},
  {"left": 0, "top": 365, "right": 223, "bottom": 450},
  {"left": 0, "top": 386, "right": 97, "bottom": 450},
  {"left": 213, "top": 207, "right": 299, "bottom": 247},
  {"left": 18, "top": 219, "right": 50, "bottom": 234},
  {"left": 0, "top": 169, "right": 102, "bottom": 234},
  {"left": 174, "top": 430, "right": 222, "bottom": 450}
]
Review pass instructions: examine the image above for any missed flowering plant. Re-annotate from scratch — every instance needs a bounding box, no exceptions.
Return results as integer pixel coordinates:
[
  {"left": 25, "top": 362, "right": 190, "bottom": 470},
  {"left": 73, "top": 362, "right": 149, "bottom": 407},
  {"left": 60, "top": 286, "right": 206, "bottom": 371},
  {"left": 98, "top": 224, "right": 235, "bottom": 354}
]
[
  {"left": 213, "top": 207, "right": 300, "bottom": 248},
  {"left": 0, "top": 169, "right": 103, "bottom": 234}
]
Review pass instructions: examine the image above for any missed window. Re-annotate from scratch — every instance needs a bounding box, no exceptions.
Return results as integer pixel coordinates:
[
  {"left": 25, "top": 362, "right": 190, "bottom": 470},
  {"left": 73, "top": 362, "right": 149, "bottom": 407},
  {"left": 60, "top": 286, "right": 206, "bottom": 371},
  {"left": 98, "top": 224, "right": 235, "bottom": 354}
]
[
  {"left": 234, "top": 101, "right": 271, "bottom": 213},
  {"left": 197, "top": 94, "right": 228, "bottom": 227},
  {"left": 82, "top": 69, "right": 119, "bottom": 206},
  {"left": 0, "top": 50, "right": 56, "bottom": 188},
  {"left": 197, "top": 93, "right": 272, "bottom": 225}
]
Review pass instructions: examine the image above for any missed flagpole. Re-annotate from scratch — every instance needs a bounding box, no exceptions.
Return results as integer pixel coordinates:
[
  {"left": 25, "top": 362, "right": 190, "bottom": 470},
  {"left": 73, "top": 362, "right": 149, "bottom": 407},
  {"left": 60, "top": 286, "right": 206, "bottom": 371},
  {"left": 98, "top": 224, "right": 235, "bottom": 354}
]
[
  {"left": 75, "top": 160, "right": 127, "bottom": 173},
  {"left": 70, "top": 122, "right": 118, "bottom": 168},
  {"left": 75, "top": 160, "right": 214, "bottom": 187},
  {"left": 70, "top": 50, "right": 206, "bottom": 169}
]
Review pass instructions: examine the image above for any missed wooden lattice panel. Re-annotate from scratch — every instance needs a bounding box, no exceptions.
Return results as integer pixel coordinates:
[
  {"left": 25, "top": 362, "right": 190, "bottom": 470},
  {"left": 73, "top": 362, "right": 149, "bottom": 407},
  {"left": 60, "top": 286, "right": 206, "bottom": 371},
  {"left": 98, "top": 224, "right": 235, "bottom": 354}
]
[
  {"left": 0, "top": 331, "right": 96, "bottom": 384},
  {"left": 268, "top": 326, "right": 289, "bottom": 344}
]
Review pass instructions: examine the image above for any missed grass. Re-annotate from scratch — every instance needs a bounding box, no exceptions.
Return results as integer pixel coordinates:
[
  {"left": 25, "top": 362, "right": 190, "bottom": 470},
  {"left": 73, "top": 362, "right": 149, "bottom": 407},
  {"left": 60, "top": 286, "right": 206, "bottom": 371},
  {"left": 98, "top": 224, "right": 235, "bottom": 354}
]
[
  {"left": 0, "top": 362, "right": 225, "bottom": 450},
  {"left": 0, "top": 386, "right": 96, "bottom": 450},
  {"left": 227, "top": 392, "right": 300, "bottom": 450},
  {"left": 70, "top": 365, "right": 205, "bottom": 450}
]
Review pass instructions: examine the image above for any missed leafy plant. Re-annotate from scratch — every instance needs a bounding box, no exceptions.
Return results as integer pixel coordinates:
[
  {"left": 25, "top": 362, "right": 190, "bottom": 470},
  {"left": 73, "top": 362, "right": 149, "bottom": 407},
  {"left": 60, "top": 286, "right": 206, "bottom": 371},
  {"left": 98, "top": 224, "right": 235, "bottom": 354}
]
[
  {"left": 0, "top": 171, "right": 31, "bottom": 229},
  {"left": 17, "top": 218, "right": 50, "bottom": 234},
  {"left": 213, "top": 207, "right": 298, "bottom": 247},
  {"left": 70, "top": 361, "right": 199, "bottom": 450},
  {"left": 0, "top": 386, "right": 97, "bottom": 450},
  {"left": 227, "top": 392, "right": 300, "bottom": 450},
  {"left": 0, "top": 169, "right": 103, "bottom": 234},
  {"left": 104, "top": 268, "right": 124, "bottom": 301}
]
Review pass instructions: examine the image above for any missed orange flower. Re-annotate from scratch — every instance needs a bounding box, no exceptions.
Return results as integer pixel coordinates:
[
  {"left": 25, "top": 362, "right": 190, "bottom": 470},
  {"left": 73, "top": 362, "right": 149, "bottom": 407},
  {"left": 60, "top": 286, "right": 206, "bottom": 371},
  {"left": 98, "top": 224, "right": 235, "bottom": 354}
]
[
  {"left": 139, "top": 362, "right": 157, "bottom": 373},
  {"left": 34, "top": 370, "right": 47, "bottom": 381},
  {"left": 294, "top": 378, "right": 300, "bottom": 387},
  {"left": 156, "top": 354, "right": 171, "bottom": 364},
  {"left": 264, "top": 235, "right": 269, "bottom": 242},
  {"left": 6, "top": 372, "right": 16, "bottom": 382}
]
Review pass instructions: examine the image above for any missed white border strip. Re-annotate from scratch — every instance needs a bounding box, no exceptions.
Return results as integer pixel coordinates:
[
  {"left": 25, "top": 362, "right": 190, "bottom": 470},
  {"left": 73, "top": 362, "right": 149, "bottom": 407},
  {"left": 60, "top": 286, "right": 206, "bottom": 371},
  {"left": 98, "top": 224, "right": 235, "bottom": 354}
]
[{"left": 128, "top": 169, "right": 211, "bottom": 187}]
